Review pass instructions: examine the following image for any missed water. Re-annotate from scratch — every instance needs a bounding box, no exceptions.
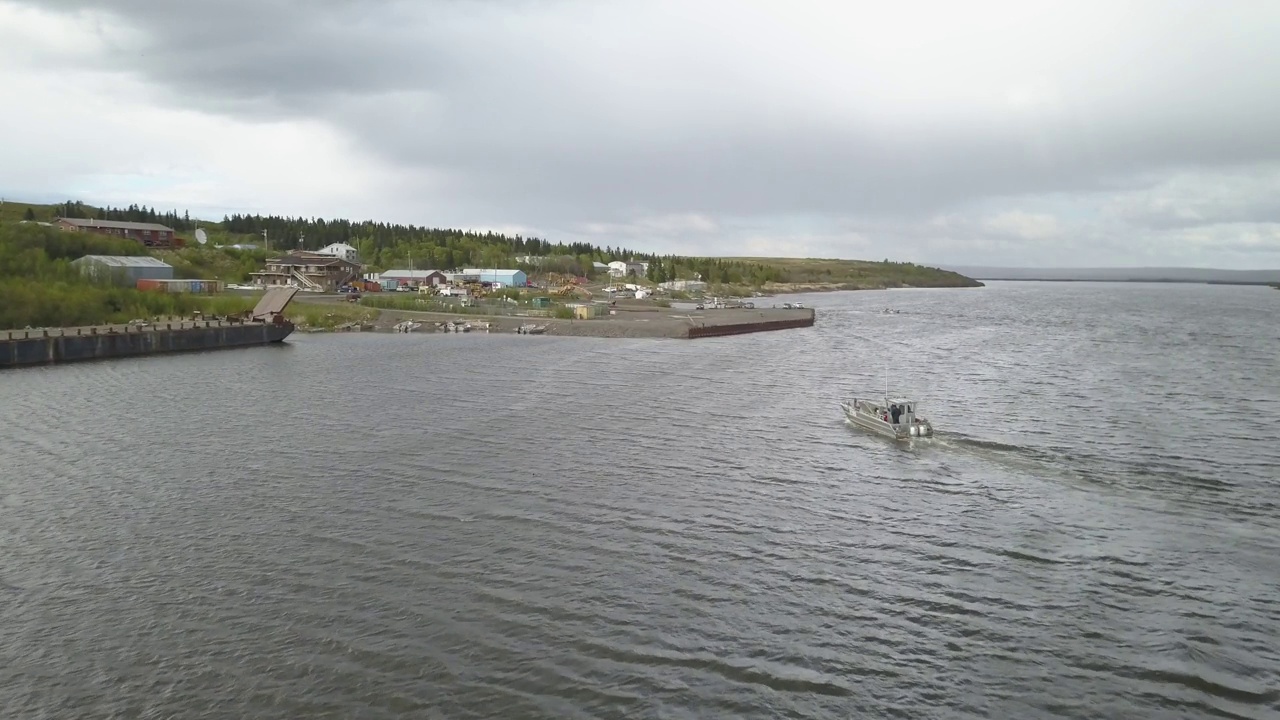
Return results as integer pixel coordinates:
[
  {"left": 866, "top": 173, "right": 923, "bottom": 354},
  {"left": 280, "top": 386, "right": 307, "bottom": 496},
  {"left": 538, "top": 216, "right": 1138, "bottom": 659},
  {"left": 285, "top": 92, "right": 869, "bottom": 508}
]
[{"left": 1, "top": 282, "right": 1278, "bottom": 719}]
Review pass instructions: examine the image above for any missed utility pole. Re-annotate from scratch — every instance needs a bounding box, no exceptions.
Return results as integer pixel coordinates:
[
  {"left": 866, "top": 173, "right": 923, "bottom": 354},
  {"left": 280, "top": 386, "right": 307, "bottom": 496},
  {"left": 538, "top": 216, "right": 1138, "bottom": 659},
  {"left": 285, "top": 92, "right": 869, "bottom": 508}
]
[{"left": 261, "top": 229, "right": 268, "bottom": 251}]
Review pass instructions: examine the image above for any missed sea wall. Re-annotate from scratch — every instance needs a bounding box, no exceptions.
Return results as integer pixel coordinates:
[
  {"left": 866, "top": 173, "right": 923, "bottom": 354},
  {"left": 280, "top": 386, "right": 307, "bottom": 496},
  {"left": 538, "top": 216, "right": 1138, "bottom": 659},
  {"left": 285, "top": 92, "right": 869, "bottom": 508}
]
[
  {"left": 685, "top": 310, "right": 816, "bottom": 339},
  {"left": 1, "top": 322, "right": 292, "bottom": 368}
]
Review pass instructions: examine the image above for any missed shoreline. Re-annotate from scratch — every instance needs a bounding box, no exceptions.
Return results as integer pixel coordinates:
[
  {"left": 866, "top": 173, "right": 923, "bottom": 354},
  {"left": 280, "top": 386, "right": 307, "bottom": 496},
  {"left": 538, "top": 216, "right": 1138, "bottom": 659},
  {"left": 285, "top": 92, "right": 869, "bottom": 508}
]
[
  {"left": 748, "top": 280, "right": 985, "bottom": 295},
  {"left": 347, "top": 305, "right": 816, "bottom": 339},
  {"left": 1, "top": 307, "right": 816, "bottom": 366}
]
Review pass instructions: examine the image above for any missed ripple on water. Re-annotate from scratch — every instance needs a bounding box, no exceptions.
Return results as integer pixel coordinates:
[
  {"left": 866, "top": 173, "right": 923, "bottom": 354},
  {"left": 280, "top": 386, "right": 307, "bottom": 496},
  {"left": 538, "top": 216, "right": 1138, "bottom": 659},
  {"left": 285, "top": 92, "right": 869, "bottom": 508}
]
[{"left": 1, "top": 283, "right": 1279, "bottom": 718}]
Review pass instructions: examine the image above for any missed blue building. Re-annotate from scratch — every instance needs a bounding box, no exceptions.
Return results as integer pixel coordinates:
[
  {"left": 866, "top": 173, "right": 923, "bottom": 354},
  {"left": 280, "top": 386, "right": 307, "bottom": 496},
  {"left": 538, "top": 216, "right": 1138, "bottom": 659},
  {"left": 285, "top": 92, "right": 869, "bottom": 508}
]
[{"left": 462, "top": 268, "right": 528, "bottom": 287}]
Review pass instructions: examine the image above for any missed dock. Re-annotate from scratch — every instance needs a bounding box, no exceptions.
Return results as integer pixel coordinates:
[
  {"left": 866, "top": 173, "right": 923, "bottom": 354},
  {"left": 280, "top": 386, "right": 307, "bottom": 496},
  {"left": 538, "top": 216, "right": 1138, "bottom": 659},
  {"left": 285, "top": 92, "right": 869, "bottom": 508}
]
[
  {"left": 0, "top": 287, "right": 299, "bottom": 368},
  {"left": 363, "top": 304, "right": 817, "bottom": 339}
]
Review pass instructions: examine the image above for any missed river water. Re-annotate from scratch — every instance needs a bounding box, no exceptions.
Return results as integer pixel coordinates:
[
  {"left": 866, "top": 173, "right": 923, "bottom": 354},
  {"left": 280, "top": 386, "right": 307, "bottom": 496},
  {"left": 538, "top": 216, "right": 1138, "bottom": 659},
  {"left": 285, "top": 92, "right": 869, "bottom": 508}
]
[{"left": 1, "top": 282, "right": 1277, "bottom": 719}]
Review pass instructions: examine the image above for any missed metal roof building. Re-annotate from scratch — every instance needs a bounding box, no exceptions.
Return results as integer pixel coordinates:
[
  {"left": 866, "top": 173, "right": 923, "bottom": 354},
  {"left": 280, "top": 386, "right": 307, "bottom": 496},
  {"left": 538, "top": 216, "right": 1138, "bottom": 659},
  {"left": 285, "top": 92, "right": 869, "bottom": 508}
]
[
  {"left": 70, "top": 255, "right": 175, "bottom": 285},
  {"left": 58, "top": 218, "right": 176, "bottom": 232},
  {"left": 379, "top": 269, "right": 447, "bottom": 284},
  {"left": 461, "top": 268, "right": 528, "bottom": 287}
]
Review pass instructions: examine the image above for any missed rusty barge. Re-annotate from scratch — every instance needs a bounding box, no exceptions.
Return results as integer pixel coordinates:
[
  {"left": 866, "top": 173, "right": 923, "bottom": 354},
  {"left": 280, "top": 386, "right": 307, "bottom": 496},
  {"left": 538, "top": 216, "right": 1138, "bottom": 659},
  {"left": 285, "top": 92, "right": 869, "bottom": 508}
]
[{"left": 0, "top": 287, "right": 299, "bottom": 369}]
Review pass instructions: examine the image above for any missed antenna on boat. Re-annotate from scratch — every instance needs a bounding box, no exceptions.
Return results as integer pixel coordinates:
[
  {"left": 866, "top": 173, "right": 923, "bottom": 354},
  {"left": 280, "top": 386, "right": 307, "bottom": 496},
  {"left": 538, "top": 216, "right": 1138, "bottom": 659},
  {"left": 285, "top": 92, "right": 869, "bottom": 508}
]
[
  {"left": 884, "top": 348, "right": 889, "bottom": 401},
  {"left": 846, "top": 332, "right": 893, "bottom": 401}
]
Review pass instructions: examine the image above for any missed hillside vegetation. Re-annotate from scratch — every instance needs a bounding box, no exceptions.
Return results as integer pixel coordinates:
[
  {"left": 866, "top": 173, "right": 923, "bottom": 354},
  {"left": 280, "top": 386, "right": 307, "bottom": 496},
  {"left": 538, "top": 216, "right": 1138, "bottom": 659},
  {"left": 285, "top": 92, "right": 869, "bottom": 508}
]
[
  {"left": 722, "top": 256, "right": 984, "bottom": 291},
  {"left": 0, "top": 222, "right": 212, "bottom": 329},
  {"left": 1, "top": 199, "right": 980, "bottom": 328}
]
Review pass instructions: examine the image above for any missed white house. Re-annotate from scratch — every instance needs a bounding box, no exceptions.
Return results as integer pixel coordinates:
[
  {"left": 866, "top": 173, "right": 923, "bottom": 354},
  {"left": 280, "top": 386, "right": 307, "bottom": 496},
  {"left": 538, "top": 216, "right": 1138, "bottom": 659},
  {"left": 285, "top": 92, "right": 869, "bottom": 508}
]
[
  {"left": 608, "top": 260, "right": 649, "bottom": 278},
  {"left": 316, "top": 242, "right": 359, "bottom": 264}
]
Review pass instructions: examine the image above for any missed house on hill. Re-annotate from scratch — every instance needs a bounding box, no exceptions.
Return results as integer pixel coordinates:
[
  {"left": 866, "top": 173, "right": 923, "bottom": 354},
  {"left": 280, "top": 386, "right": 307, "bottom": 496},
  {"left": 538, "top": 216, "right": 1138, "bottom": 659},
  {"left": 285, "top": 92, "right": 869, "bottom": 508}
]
[
  {"left": 55, "top": 218, "right": 178, "bottom": 248},
  {"left": 250, "top": 251, "right": 361, "bottom": 292},
  {"left": 316, "top": 242, "right": 359, "bottom": 264},
  {"left": 608, "top": 260, "right": 648, "bottom": 278}
]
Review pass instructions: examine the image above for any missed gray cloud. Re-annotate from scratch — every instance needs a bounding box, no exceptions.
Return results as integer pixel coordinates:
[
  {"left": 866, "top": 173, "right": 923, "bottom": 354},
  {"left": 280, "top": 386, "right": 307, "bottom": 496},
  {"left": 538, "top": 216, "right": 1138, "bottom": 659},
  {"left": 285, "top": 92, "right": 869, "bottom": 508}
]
[{"left": 11, "top": 0, "right": 1280, "bottom": 266}]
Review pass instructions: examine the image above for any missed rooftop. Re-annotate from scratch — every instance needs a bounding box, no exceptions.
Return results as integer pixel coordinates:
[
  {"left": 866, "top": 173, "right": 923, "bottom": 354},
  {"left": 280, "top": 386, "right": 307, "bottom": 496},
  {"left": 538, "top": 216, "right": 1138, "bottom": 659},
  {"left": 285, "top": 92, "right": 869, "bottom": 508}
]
[
  {"left": 380, "top": 269, "right": 443, "bottom": 278},
  {"left": 267, "top": 253, "right": 357, "bottom": 267},
  {"left": 58, "top": 217, "right": 176, "bottom": 232},
  {"left": 73, "top": 255, "right": 173, "bottom": 268}
]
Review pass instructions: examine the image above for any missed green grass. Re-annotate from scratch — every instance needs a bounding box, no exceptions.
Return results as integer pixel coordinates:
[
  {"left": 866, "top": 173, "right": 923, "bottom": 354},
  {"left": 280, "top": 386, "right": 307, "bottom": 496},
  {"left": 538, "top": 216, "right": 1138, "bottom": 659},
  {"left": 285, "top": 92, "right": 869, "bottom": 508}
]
[
  {"left": 719, "top": 257, "right": 983, "bottom": 289},
  {"left": 154, "top": 245, "right": 267, "bottom": 282},
  {"left": 189, "top": 295, "right": 377, "bottom": 328},
  {"left": 0, "top": 201, "right": 59, "bottom": 223},
  {"left": 361, "top": 294, "right": 525, "bottom": 316}
]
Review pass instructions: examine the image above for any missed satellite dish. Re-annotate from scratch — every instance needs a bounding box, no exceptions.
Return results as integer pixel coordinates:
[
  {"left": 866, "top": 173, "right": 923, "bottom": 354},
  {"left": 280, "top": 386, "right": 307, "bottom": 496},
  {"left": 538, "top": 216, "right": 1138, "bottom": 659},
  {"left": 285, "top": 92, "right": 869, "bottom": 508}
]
[{"left": 195, "top": 228, "right": 208, "bottom": 245}]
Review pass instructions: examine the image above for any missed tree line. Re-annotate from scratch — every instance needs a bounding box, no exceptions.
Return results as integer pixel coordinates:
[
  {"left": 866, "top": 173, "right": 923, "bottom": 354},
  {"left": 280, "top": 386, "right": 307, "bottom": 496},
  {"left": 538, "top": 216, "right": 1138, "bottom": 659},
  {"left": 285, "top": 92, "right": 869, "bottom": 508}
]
[
  {"left": 34, "top": 202, "right": 797, "bottom": 284},
  {"left": 220, "top": 213, "right": 641, "bottom": 264},
  {"left": 48, "top": 200, "right": 195, "bottom": 231}
]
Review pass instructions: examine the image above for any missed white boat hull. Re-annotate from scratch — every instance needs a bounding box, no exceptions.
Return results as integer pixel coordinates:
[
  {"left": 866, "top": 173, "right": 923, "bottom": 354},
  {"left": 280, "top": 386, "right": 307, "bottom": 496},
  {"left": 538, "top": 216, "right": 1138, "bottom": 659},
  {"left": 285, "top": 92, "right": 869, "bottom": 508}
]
[{"left": 841, "top": 400, "right": 934, "bottom": 440}]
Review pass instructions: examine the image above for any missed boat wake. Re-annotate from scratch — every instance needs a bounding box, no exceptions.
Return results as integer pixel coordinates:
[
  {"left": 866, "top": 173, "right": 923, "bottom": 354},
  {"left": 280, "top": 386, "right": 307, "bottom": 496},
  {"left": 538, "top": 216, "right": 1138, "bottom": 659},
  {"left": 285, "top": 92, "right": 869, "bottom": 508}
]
[
  {"left": 923, "top": 432, "right": 1240, "bottom": 506},
  {"left": 931, "top": 431, "right": 1069, "bottom": 462}
]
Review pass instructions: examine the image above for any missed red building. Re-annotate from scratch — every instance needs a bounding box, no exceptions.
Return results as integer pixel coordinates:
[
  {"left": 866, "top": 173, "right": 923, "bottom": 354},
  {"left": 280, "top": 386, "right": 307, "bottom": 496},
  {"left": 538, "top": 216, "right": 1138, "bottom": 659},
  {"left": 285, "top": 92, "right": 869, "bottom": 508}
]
[{"left": 55, "top": 218, "right": 178, "bottom": 248}]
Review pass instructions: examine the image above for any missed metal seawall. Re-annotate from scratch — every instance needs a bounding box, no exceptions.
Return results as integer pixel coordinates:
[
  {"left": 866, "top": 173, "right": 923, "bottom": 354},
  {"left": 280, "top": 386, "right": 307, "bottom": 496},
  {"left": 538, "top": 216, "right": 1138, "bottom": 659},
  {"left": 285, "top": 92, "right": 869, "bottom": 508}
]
[
  {"left": 0, "top": 322, "right": 294, "bottom": 368},
  {"left": 685, "top": 309, "right": 816, "bottom": 339}
]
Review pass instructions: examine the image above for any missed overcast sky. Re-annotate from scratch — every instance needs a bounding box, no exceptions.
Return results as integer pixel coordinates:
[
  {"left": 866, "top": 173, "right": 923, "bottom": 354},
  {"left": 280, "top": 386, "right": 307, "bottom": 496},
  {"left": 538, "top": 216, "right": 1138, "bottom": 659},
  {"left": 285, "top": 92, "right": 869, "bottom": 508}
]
[{"left": 2, "top": 0, "right": 1279, "bottom": 268}]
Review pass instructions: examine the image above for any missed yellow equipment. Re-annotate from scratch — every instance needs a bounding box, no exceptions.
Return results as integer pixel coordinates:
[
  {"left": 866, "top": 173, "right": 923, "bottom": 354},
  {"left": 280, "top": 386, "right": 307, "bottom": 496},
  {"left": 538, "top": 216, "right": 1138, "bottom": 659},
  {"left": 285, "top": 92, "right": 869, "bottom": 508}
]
[{"left": 552, "top": 284, "right": 592, "bottom": 299}]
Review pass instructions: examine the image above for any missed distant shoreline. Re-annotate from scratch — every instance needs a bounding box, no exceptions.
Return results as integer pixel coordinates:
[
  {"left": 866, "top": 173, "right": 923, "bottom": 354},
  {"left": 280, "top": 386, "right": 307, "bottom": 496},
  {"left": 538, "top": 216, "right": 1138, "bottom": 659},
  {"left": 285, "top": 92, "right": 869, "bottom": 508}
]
[{"left": 965, "top": 278, "right": 1276, "bottom": 286}]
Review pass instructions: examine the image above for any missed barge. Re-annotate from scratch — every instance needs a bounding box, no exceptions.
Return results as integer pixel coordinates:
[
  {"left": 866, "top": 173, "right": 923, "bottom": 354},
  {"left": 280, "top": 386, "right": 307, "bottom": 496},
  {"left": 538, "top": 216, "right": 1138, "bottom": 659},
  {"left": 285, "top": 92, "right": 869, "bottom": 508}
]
[{"left": 0, "top": 287, "right": 298, "bottom": 369}]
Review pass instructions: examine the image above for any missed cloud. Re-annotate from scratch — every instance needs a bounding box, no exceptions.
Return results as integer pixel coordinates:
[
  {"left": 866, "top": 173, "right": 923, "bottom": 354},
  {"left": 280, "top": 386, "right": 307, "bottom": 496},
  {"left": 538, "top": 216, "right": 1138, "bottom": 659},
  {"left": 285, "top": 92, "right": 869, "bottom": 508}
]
[
  {"left": 3, "top": 0, "right": 1280, "bottom": 268},
  {"left": 983, "top": 212, "right": 1063, "bottom": 242}
]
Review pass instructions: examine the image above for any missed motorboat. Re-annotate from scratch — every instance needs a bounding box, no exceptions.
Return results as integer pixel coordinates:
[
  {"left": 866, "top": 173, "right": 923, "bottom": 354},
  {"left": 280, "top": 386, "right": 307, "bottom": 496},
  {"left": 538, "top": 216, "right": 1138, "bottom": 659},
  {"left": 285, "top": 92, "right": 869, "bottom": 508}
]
[
  {"left": 392, "top": 320, "right": 422, "bottom": 333},
  {"left": 841, "top": 396, "right": 934, "bottom": 440}
]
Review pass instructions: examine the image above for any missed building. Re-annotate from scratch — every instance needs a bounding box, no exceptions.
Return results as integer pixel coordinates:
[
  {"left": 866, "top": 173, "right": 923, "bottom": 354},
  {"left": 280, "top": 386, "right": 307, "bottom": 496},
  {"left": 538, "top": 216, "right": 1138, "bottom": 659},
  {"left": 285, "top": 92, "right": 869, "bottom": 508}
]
[
  {"left": 444, "top": 271, "right": 481, "bottom": 285},
  {"left": 55, "top": 218, "right": 178, "bottom": 248},
  {"left": 249, "top": 251, "right": 361, "bottom": 292},
  {"left": 378, "top": 269, "right": 447, "bottom": 287},
  {"left": 70, "top": 255, "right": 174, "bottom": 286},
  {"left": 591, "top": 261, "right": 609, "bottom": 274},
  {"left": 607, "top": 260, "right": 648, "bottom": 278},
  {"left": 316, "top": 242, "right": 359, "bottom": 264},
  {"left": 659, "top": 279, "right": 708, "bottom": 292},
  {"left": 136, "top": 278, "right": 225, "bottom": 294},
  {"left": 461, "top": 268, "right": 528, "bottom": 287}
]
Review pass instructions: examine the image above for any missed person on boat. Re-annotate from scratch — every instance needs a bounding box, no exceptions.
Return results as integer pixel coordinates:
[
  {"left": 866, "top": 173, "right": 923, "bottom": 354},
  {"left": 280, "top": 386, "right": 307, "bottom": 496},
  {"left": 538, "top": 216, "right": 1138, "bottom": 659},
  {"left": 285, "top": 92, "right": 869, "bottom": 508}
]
[{"left": 890, "top": 404, "right": 901, "bottom": 425}]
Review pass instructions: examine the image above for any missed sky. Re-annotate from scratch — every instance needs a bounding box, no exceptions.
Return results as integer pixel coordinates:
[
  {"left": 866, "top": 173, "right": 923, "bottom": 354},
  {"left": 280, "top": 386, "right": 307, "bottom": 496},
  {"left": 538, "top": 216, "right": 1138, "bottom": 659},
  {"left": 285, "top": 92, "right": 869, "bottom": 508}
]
[{"left": 2, "top": 0, "right": 1279, "bottom": 268}]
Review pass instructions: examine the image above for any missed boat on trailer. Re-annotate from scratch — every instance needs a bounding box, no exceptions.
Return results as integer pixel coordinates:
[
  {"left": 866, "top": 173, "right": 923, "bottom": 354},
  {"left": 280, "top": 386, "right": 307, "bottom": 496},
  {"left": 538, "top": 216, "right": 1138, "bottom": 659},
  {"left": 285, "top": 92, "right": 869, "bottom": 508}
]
[{"left": 841, "top": 396, "right": 934, "bottom": 440}]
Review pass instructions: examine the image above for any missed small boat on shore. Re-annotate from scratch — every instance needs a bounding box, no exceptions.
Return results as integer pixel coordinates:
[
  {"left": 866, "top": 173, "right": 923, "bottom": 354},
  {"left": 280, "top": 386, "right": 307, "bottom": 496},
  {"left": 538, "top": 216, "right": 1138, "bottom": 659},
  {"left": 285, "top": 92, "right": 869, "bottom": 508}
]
[
  {"left": 841, "top": 396, "right": 934, "bottom": 440},
  {"left": 392, "top": 320, "right": 422, "bottom": 333}
]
